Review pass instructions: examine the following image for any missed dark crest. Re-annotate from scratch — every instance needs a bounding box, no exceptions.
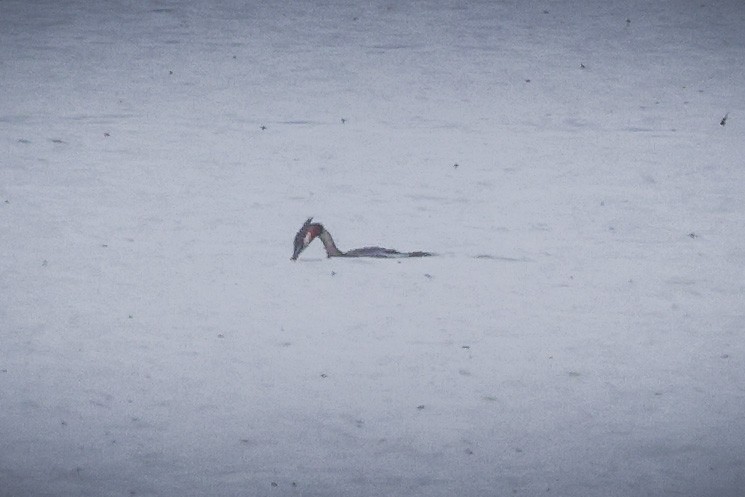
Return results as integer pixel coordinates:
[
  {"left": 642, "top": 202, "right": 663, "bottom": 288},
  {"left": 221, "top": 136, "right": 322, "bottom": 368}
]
[{"left": 291, "top": 217, "right": 314, "bottom": 260}]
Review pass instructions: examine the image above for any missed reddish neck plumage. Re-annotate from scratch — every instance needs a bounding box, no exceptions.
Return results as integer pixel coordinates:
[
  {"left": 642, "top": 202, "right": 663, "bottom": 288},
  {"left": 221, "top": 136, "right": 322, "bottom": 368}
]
[{"left": 310, "top": 224, "right": 344, "bottom": 257}]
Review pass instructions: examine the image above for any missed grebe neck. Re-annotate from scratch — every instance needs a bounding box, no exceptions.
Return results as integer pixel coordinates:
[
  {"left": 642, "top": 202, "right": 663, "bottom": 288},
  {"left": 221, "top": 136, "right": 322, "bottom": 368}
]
[{"left": 318, "top": 228, "right": 344, "bottom": 257}]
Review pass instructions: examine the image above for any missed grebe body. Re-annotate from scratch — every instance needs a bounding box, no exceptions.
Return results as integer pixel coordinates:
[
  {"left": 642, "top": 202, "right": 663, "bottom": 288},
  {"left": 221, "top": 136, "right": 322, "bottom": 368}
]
[{"left": 291, "top": 218, "right": 432, "bottom": 260}]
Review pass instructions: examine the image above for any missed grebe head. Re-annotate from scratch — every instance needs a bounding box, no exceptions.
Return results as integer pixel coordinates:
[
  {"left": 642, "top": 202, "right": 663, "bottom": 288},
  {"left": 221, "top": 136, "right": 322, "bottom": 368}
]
[{"left": 291, "top": 217, "right": 322, "bottom": 260}]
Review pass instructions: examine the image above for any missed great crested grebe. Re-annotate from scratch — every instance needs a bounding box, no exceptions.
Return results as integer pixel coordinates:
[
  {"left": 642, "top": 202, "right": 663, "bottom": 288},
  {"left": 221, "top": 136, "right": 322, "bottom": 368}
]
[{"left": 291, "top": 217, "right": 433, "bottom": 260}]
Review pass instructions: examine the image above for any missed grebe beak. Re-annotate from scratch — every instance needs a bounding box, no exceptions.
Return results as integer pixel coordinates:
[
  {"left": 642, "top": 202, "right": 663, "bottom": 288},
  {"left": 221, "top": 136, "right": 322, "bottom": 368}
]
[
  {"left": 291, "top": 245, "right": 303, "bottom": 261},
  {"left": 291, "top": 233, "right": 311, "bottom": 260}
]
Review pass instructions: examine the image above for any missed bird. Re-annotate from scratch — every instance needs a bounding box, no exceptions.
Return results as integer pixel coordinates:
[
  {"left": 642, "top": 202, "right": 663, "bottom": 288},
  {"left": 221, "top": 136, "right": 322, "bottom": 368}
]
[{"left": 291, "top": 217, "right": 432, "bottom": 260}]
